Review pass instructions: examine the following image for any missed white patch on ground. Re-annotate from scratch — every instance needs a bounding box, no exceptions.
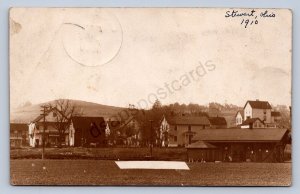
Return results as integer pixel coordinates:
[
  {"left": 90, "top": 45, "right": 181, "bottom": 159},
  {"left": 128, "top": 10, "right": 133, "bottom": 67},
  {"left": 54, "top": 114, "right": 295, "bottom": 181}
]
[{"left": 115, "top": 161, "right": 190, "bottom": 170}]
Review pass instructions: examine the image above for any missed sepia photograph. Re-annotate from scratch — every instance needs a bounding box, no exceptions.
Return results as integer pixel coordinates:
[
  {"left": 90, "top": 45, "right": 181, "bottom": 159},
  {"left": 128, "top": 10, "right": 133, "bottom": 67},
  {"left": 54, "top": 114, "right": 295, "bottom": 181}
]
[{"left": 9, "top": 8, "right": 292, "bottom": 186}]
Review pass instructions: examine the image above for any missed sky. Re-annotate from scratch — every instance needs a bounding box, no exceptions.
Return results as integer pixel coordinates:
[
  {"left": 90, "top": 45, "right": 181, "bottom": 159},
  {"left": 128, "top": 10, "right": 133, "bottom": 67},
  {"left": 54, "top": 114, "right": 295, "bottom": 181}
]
[{"left": 10, "top": 8, "right": 292, "bottom": 109}]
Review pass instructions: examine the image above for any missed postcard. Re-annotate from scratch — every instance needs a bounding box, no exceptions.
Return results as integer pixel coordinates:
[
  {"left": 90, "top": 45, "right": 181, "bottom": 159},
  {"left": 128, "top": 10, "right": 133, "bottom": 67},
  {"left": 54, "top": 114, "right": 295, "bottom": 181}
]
[{"left": 10, "top": 8, "right": 292, "bottom": 186}]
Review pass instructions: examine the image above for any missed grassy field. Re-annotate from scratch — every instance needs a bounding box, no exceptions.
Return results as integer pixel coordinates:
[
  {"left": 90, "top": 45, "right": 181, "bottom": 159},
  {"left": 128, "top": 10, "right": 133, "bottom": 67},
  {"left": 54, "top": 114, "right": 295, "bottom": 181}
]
[{"left": 10, "top": 159, "right": 291, "bottom": 186}]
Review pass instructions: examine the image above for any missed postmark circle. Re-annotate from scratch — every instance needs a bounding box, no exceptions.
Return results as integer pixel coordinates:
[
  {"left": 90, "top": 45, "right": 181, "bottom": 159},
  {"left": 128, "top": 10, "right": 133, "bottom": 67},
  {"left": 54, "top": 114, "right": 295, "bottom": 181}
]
[{"left": 61, "top": 10, "right": 123, "bottom": 67}]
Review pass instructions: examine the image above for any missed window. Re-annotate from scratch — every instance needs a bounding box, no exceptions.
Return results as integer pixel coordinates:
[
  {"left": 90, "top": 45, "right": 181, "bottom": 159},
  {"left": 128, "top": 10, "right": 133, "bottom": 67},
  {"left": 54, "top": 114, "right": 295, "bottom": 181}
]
[
  {"left": 188, "top": 125, "right": 191, "bottom": 131},
  {"left": 174, "top": 125, "right": 177, "bottom": 131},
  {"left": 263, "top": 115, "right": 267, "bottom": 121},
  {"left": 174, "top": 136, "right": 177, "bottom": 141}
]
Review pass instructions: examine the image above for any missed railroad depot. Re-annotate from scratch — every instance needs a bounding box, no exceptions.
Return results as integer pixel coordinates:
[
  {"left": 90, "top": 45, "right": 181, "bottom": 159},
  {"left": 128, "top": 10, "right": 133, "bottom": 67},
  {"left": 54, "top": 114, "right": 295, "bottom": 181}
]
[{"left": 187, "top": 128, "right": 291, "bottom": 162}]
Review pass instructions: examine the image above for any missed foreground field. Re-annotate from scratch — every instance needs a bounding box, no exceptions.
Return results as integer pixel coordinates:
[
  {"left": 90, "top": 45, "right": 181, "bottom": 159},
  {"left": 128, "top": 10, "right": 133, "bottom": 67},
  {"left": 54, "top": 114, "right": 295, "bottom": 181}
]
[{"left": 10, "top": 159, "right": 291, "bottom": 186}]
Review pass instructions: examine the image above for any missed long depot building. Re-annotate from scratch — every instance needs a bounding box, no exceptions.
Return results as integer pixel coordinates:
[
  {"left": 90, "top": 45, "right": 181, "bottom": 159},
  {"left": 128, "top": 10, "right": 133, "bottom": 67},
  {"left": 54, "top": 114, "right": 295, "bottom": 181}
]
[{"left": 187, "top": 128, "right": 290, "bottom": 163}]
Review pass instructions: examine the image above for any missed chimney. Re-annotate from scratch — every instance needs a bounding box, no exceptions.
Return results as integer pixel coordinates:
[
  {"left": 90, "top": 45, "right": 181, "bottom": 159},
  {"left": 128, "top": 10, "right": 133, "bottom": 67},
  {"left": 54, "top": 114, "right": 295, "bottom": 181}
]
[{"left": 256, "top": 99, "right": 259, "bottom": 101}]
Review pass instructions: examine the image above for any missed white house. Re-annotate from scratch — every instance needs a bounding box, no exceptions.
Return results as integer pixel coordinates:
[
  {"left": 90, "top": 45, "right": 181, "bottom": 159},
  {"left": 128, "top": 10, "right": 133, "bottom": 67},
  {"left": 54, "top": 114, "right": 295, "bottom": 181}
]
[
  {"left": 159, "top": 116, "right": 170, "bottom": 147},
  {"left": 28, "top": 109, "right": 70, "bottom": 147},
  {"left": 243, "top": 100, "right": 272, "bottom": 124},
  {"left": 235, "top": 110, "right": 244, "bottom": 126}
]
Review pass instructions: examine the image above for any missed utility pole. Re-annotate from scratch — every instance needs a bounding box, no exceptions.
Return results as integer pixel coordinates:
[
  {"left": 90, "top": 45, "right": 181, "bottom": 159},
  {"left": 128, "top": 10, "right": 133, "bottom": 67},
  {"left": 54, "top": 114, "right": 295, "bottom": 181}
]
[
  {"left": 40, "top": 105, "right": 49, "bottom": 160},
  {"left": 149, "top": 120, "right": 153, "bottom": 158}
]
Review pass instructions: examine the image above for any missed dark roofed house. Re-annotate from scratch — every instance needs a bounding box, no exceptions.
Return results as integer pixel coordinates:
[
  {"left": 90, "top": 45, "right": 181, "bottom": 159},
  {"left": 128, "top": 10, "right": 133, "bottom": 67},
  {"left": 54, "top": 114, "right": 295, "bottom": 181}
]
[
  {"left": 70, "top": 116, "right": 106, "bottom": 147},
  {"left": 160, "top": 115, "right": 210, "bottom": 147},
  {"left": 244, "top": 100, "right": 272, "bottom": 124},
  {"left": 208, "top": 117, "right": 227, "bottom": 129},
  {"left": 10, "top": 123, "right": 29, "bottom": 148},
  {"left": 190, "top": 128, "right": 289, "bottom": 162}
]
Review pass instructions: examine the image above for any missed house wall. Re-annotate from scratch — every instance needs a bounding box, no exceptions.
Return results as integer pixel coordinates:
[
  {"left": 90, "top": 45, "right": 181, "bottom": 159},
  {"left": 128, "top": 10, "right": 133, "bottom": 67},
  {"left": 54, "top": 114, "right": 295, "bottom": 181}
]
[
  {"left": 236, "top": 112, "right": 243, "bottom": 126},
  {"left": 176, "top": 125, "right": 208, "bottom": 146},
  {"left": 160, "top": 117, "right": 170, "bottom": 138},
  {"left": 69, "top": 122, "right": 75, "bottom": 146},
  {"left": 252, "top": 109, "right": 272, "bottom": 123},
  {"left": 159, "top": 118, "right": 170, "bottom": 147},
  {"left": 244, "top": 103, "right": 252, "bottom": 120}
]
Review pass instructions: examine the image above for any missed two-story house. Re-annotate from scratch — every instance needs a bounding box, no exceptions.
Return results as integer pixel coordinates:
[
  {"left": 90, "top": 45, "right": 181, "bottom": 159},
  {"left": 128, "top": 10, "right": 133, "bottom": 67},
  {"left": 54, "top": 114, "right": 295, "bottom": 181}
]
[
  {"left": 28, "top": 108, "right": 70, "bottom": 147},
  {"left": 159, "top": 115, "right": 210, "bottom": 147},
  {"left": 243, "top": 100, "right": 272, "bottom": 124}
]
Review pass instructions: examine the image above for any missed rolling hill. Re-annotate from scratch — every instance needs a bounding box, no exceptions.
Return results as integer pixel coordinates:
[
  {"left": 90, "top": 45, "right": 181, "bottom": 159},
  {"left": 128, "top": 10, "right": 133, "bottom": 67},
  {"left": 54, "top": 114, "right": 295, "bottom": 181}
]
[{"left": 10, "top": 99, "right": 125, "bottom": 123}]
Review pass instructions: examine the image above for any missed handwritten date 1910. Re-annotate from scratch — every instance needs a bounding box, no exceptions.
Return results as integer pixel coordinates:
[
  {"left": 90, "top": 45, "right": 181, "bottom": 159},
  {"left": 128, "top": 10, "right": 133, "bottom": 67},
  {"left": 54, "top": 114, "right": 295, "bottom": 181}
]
[
  {"left": 241, "top": 18, "right": 258, "bottom": 28},
  {"left": 225, "top": 9, "right": 276, "bottom": 28}
]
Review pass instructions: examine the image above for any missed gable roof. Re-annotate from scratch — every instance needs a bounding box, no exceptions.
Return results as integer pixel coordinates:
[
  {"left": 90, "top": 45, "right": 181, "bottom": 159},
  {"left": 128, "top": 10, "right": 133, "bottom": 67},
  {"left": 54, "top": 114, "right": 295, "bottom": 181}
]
[
  {"left": 235, "top": 110, "right": 244, "bottom": 118},
  {"left": 242, "top": 118, "right": 264, "bottom": 125},
  {"left": 165, "top": 116, "right": 210, "bottom": 126},
  {"left": 193, "top": 128, "right": 288, "bottom": 142},
  {"left": 72, "top": 116, "right": 106, "bottom": 130},
  {"left": 208, "top": 117, "right": 227, "bottom": 125},
  {"left": 244, "top": 100, "right": 272, "bottom": 109},
  {"left": 186, "top": 141, "right": 217, "bottom": 149},
  {"left": 271, "top": 111, "right": 281, "bottom": 117},
  {"left": 10, "top": 123, "right": 28, "bottom": 131},
  {"left": 31, "top": 107, "right": 69, "bottom": 123}
]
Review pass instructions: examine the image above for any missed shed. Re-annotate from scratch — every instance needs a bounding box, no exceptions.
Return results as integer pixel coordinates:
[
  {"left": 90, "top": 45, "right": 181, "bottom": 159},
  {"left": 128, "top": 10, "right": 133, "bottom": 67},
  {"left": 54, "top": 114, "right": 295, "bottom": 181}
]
[{"left": 186, "top": 141, "right": 220, "bottom": 162}]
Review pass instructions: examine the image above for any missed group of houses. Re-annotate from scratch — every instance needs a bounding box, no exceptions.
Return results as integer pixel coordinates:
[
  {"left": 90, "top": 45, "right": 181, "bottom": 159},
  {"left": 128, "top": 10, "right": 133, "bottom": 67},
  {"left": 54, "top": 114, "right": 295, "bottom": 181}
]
[
  {"left": 10, "top": 99, "right": 291, "bottom": 162},
  {"left": 10, "top": 106, "right": 143, "bottom": 149},
  {"left": 160, "top": 100, "right": 290, "bottom": 163},
  {"left": 235, "top": 100, "right": 282, "bottom": 129}
]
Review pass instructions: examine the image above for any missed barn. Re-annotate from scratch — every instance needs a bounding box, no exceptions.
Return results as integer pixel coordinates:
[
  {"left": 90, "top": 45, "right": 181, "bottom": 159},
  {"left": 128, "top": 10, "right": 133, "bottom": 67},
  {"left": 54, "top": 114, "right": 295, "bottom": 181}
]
[
  {"left": 70, "top": 116, "right": 106, "bottom": 147},
  {"left": 187, "top": 128, "right": 290, "bottom": 162}
]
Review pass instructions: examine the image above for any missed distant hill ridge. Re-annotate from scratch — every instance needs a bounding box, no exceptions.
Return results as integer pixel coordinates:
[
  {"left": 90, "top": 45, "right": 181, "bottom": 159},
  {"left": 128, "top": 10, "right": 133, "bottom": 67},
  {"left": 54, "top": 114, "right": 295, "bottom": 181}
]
[{"left": 10, "top": 99, "right": 125, "bottom": 123}]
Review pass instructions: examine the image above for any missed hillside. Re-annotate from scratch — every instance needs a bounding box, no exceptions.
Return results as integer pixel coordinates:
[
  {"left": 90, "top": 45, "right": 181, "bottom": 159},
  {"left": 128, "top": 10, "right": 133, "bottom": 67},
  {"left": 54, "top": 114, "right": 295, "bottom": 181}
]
[{"left": 10, "top": 99, "right": 125, "bottom": 123}]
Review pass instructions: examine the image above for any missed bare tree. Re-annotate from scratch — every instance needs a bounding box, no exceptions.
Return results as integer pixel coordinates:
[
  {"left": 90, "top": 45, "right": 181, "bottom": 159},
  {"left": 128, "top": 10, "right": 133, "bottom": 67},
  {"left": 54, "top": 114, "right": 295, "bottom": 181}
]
[{"left": 48, "top": 99, "right": 80, "bottom": 146}]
